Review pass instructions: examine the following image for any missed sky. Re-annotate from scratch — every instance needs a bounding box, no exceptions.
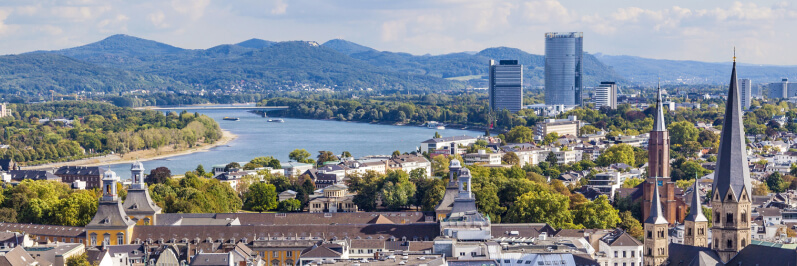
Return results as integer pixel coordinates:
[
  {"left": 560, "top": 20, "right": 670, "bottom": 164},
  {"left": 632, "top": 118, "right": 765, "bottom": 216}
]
[{"left": 0, "top": 0, "right": 795, "bottom": 65}]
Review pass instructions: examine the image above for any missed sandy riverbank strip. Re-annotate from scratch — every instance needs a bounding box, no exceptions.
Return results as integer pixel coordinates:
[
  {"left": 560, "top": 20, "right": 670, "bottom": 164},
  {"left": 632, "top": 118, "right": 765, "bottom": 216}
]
[{"left": 25, "top": 130, "right": 238, "bottom": 170}]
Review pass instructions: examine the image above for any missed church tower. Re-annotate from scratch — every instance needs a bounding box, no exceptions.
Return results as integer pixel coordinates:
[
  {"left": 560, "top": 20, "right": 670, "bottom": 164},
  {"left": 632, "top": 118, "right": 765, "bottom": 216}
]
[
  {"left": 644, "top": 177, "right": 669, "bottom": 266},
  {"left": 643, "top": 86, "right": 679, "bottom": 224},
  {"left": 123, "top": 162, "right": 162, "bottom": 225},
  {"left": 85, "top": 168, "right": 136, "bottom": 246},
  {"left": 684, "top": 181, "right": 708, "bottom": 247},
  {"left": 711, "top": 53, "right": 752, "bottom": 263}
]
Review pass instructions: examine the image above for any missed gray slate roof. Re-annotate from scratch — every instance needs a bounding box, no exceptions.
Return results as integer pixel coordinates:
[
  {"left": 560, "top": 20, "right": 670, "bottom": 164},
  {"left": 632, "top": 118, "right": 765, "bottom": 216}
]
[
  {"left": 685, "top": 181, "right": 708, "bottom": 222},
  {"left": 645, "top": 177, "right": 668, "bottom": 224},
  {"left": 123, "top": 187, "right": 162, "bottom": 215},
  {"left": 85, "top": 200, "right": 136, "bottom": 230},
  {"left": 712, "top": 61, "right": 753, "bottom": 201},
  {"left": 653, "top": 85, "right": 667, "bottom": 132}
]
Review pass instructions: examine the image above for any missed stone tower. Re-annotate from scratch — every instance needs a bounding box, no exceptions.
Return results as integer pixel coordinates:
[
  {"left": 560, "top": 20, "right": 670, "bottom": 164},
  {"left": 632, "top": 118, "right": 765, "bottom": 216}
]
[
  {"left": 711, "top": 55, "right": 752, "bottom": 263},
  {"left": 643, "top": 86, "right": 678, "bottom": 224},
  {"left": 85, "top": 168, "right": 136, "bottom": 246},
  {"left": 123, "top": 162, "right": 162, "bottom": 225},
  {"left": 684, "top": 181, "right": 708, "bottom": 247},
  {"left": 644, "top": 177, "right": 669, "bottom": 266}
]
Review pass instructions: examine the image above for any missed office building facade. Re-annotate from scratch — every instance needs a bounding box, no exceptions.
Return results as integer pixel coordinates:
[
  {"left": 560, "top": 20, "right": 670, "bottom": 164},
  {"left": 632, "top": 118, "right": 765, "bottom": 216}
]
[
  {"left": 489, "top": 60, "right": 523, "bottom": 113},
  {"left": 738, "top": 79, "right": 751, "bottom": 110},
  {"left": 768, "top": 78, "right": 797, "bottom": 99},
  {"left": 594, "top": 82, "right": 617, "bottom": 110},
  {"left": 544, "top": 32, "right": 583, "bottom": 106}
]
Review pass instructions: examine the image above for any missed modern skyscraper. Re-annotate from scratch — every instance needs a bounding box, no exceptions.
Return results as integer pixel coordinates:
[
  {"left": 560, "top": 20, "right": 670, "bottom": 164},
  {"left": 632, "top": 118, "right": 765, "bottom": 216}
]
[
  {"left": 738, "top": 78, "right": 751, "bottom": 110},
  {"left": 544, "top": 32, "right": 583, "bottom": 106},
  {"left": 593, "top": 82, "right": 617, "bottom": 110},
  {"left": 489, "top": 60, "right": 523, "bottom": 113},
  {"left": 768, "top": 78, "right": 797, "bottom": 99},
  {"left": 711, "top": 57, "right": 752, "bottom": 263}
]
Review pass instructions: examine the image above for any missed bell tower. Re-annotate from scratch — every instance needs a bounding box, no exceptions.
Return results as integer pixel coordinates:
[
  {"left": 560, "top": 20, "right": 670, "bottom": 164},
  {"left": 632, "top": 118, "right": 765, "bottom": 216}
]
[
  {"left": 643, "top": 178, "right": 668, "bottom": 266},
  {"left": 684, "top": 181, "right": 708, "bottom": 247},
  {"left": 711, "top": 53, "right": 752, "bottom": 263},
  {"left": 86, "top": 168, "right": 136, "bottom": 246}
]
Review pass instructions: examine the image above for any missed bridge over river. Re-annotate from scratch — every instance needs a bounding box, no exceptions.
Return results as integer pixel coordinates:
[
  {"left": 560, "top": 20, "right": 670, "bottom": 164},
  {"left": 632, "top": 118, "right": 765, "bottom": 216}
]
[{"left": 139, "top": 106, "right": 288, "bottom": 111}]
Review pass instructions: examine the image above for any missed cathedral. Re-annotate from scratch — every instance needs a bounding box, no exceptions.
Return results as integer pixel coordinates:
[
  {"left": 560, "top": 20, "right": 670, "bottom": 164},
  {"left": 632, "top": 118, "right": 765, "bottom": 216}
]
[{"left": 642, "top": 55, "right": 767, "bottom": 265}]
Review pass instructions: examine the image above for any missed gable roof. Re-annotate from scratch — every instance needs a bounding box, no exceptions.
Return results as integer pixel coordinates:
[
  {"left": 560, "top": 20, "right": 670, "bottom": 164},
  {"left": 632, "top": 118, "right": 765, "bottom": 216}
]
[
  {"left": 727, "top": 243, "right": 797, "bottom": 265},
  {"left": 368, "top": 215, "right": 394, "bottom": 224},
  {"left": 0, "top": 246, "right": 35, "bottom": 266},
  {"left": 608, "top": 232, "right": 642, "bottom": 247}
]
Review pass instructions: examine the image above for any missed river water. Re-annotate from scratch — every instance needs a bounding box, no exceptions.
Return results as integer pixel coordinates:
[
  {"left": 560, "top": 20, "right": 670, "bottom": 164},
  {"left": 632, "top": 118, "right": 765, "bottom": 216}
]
[{"left": 106, "top": 105, "right": 477, "bottom": 179}]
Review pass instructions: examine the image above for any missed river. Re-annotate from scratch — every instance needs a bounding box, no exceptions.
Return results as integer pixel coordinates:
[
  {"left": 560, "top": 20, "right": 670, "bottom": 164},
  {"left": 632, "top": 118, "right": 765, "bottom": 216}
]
[{"left": 106, "top": 105, "right": 478, "bottom": 179}]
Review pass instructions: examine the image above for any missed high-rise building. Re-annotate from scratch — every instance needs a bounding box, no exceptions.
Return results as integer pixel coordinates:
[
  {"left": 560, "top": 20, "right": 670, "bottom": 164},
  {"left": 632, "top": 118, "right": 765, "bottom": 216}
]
[
  {"left": 768, "top": 78, "right": 797, "bottom": 99},
  {"left": 0, "top": 103, "right": 7, "bottom": 118},
  {"left": 489, "top": 60, "right": 523, "bottom": 113},
  {"left": 594, "top": 82, "right": 617, "bottom": 110},
  {"left": 711, "top": 58, "right": 752, "bottom": 263},
  {"left": 738, "top": 79, "right": 751, "bottom": 110},
  {"left": 544, "top": 32, "right": 583, "bottom": 106}
]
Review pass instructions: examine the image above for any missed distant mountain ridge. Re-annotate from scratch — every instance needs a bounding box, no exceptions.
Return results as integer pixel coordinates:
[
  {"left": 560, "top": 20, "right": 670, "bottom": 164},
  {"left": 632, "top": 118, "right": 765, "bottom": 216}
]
[{"left": 594, "top": 53, "right": 797, "bottom": 86}]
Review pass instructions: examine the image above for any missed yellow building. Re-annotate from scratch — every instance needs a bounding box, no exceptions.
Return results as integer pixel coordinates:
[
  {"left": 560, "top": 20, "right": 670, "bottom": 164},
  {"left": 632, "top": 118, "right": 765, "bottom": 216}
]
[{"left": 85, "top": 169, "right": 136, "bottom": 246}]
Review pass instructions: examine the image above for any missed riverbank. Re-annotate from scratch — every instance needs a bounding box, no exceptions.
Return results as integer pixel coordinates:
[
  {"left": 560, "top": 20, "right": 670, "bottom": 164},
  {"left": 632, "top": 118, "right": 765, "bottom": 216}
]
[{"left": 26, "top": 130, "right": 238, "bottom": 170}]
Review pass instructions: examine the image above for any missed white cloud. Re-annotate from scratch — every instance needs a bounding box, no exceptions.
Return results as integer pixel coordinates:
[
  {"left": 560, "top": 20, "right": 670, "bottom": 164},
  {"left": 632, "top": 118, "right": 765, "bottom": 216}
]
[
  {"left": 171, "top": 0, "right": 210, "bottom": 20},
  {"left": 271, "top": 0, "right": 287, "bottom": 15},
  {"left": 148, "top": 10, "right": 168, "bottom": 28}
]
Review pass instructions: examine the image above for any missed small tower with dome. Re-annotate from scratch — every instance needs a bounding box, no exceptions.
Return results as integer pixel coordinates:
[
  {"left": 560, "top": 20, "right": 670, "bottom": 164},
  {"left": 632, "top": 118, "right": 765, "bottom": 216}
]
[
  {"left": 85, "top": 168, "right": 136, "bottom": 246},
  {"left": 123, "top": 162, "right": 162, "bottom": 225}
]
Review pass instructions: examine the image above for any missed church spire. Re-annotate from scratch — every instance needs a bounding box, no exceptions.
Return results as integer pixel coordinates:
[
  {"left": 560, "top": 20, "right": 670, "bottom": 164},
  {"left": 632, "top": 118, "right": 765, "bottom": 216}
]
[
  {"left": 685, "top": 181, "right": 707, "bottom": 222},
  {"left": 712, "top": 51, "right": 752, "bottom": 201},
  {"left": 645, "top": 177, "right": 668, "bottom": 225},
  {"left": 652, "top": 83, "right": 666, "bottom": 131}
]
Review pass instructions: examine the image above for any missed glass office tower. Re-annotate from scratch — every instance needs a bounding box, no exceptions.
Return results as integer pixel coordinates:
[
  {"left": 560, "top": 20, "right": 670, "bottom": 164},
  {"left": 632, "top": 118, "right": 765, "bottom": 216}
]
[
  {"left": 489, "top": 60, "right": 523, "bottom": 113},
  {"left": 544, "top": 32, "right": 583, "bottom": 106}
]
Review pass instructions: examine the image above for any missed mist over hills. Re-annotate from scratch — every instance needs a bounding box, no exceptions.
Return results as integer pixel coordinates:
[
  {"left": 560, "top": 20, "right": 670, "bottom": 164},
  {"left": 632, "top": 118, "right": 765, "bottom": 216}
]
[{"left": 2, "top": 34, "right": 795, "bottom": 96}]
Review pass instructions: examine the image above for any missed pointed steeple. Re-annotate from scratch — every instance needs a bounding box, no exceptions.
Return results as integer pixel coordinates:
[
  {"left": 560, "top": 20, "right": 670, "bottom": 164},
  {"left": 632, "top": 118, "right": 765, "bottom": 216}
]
[
  {"left": 652, "top": 83, "right": 666, "bottom": 131},
  {"left": 645, "top": 177, "right": 668, "bottom": 225},
  {"left": 712, "top": 54, "right": 752, "bottom": 201},
  {"left": 685, "top": 180, "right": 708, "bottom": 222}
]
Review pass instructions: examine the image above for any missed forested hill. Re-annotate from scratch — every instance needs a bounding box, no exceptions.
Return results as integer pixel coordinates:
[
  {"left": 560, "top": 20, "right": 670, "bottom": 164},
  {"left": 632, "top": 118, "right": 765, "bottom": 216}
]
[
  {"left": 594, "top": 53, "right": 797, "bottom": 86},
  {"left": 3, "top": 34, "right": 624, "bottom": 96}
]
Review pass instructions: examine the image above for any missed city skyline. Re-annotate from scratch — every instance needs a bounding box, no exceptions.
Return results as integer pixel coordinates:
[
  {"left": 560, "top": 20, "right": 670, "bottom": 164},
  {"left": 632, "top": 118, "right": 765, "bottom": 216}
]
[{"left": 0, "top": 0, "right": 795, "bottom": 65}]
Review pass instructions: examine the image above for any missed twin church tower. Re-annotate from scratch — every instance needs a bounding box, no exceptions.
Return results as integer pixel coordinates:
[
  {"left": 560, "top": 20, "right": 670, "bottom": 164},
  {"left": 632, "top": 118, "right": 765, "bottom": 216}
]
[
  {"left": 85, "top": 162, "right": 162, "bottom": 246},
  {"left": 643, "top": 57, "right": 752, "bottom": 265}
]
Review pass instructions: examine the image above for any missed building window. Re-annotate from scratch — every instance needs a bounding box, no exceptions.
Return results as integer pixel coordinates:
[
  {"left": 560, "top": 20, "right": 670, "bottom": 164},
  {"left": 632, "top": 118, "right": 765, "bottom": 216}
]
[
  {"left": 273, "top": 251, "right": 278, "bottom": 257},
  {"left": 631, "top": 251, "right": 634, "bottom": 257},
  {"left": 287, "top": 251, "right": 292, "bottom": 257},
  {"left": 727, "top": 239, "right": 733, "bottom": 248},
  {"left": 687, "top": 228, "right": 692, "bottom": 236},
  {"left": 715, "top": 212, "right": 721, "bottom": 223},
  {"left": 614, "top": 251, "right": 618, "bottom": 257},
  {"left": 647, "top": 231, "right": 652, "bottom": 239},
  {"left": 103, "top": 233, "right": 110, "bottom": 245},
  {"left": 117, "top": 233, "right": 124, "bottom": 245},
  {"left": 623, "top": 251, "right": 626, "bottom": 257},
  {"left": 90, "top": 234, "right": 97, "bottom": 246},
  {"left": 471, "top": 252, "right": 477, "bottom": 256}
]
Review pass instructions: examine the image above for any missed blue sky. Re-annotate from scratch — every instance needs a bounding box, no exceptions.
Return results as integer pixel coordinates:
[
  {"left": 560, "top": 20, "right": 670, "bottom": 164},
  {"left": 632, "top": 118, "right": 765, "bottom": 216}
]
[{"left": 0, "top": 0, "right": 795, "bottom": 65}]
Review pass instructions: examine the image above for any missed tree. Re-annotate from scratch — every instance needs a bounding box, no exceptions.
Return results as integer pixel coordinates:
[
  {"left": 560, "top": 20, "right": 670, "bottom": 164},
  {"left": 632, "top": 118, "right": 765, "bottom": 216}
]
[
  {"left": 289, "top": 149, "right": 312, "bottom": 163},
  {"left": 622, "top": 178, "right": 643, "bottom": 188},
  {"left": 543, "top": 132, "right": 560, "bottom": 145},
  {"left": 434, "top": 132, "right": 441, "bottom": 138},
  {"left": 66, "top": 253, "right": 91, "bottom": 266},
  {"left": 392, "top": 150, "right": 401, "bottom": 158},
  {"left": 597, "top": 144, "right": 635, "bottom": 166},
  {"left": 341, "top": 151, "right": 352, "bottom": 158},
  {"left": 243, "top": 183, "right": 278, "bottom": 212},
  {"left": 347, "top": 171, "right": 384, "bottom": 211},
  {"left": 505, "top": 126, "right": 535, "bottom": 143},
  {"left": 195, "top": 164, "right": 206, "bottom": 176},
  {"left": 676, "top": 179, "right": 696, "bottom": 190},
  {"left": 431, "top": 155, "right": 451, "bottom": 177},
  {"left": 224, "top": 162, "right": 241, "bottom": 172},
  {"left": 619, "top": 211, "right": 644, "bottom": 240},
  {"left": 669, "top": 121, "right": 700, "bottom": 145},
  {"left": 277, "top": 199, "right": 302, "bottom": 212},
  {"left": 573, "top": 195, "right": 621, "bottom": 229},
  {"left": 250, "top": 156, "right": 281, "bottom": 169},
  {"left": 767, "top": 172, "right": 786, "bottom": 193},
  {"left": 545, "top": 152, "right": 558, "bottom": 165},
  {"left": 753, "top": 182, "right": 771, "bottom": 196},
  {"left": 506, "top": 189, "right": 573, "bottom": 228},
  {"left": 502, "top": 152, "right": 520, "bottom": 166},
  {"left": 146, "top": 167, "right": 172, "bottom": 185},
  {"left": 316, "top": 151, "right": 338, "bottom": 166},
  {"left": 579, "top": 125, "right": 599, "bottom": 136}
]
